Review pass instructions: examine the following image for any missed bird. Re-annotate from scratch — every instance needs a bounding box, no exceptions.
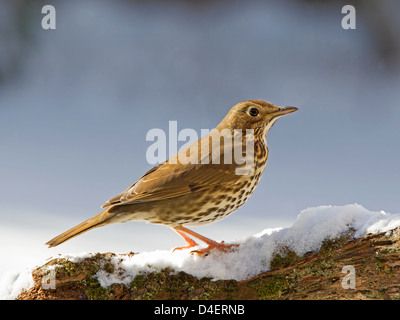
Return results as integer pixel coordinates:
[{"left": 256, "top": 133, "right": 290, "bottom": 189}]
[{"left": 46, "top": 100, "right": 298, "bottom": 255}]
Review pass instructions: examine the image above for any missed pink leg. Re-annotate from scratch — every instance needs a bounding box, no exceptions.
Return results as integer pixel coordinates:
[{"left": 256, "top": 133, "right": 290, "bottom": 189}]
[
  {"left": 172, "top": 226, "right": 239, "bottom": 255},
  {"left": 173, "top": 229, "right": 199, "bottom": 251}
]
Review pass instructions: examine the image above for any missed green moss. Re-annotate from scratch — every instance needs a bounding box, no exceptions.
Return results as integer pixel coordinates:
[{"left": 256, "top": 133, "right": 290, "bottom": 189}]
[
  {"left": 361, "top": 289, "right": 385, "bottom": 300},
  {"left": 375, "top": 255, "right": 386, "bottom": 267},
  {"left": 54, "top": 258, "right": 78, "bottom": 277},
  {"left": 270, "top": 247, "right": 301, "bottom": 271},
  {"left": 129, "top": 269, "right": 171, "bottom": 299},
  {"left": 51, "top": 254, "right": 120, "bottom": 300},
  {"left": 309, "top": 258, "right": 336, "bottom": 277},
  {"left": 103, "top": 261, "right": 115, "bottom": 274},
  {"left": 375, "top": 255, "right": 395, "bottom": 276},
  {"left": 130, "top": 274, "right": 146, "bottom": 290},
  {"left": 248, "top": 276, "right": 289, "bottom": 299},
  {"left": 85, "top": 277, "right": 109, "bottom": 300},
  {"left": 128, "top": 268, "right": 241, "bottom": 300},
  {"left": 318, "top": 228, "right": 355, "bottom": 256}
]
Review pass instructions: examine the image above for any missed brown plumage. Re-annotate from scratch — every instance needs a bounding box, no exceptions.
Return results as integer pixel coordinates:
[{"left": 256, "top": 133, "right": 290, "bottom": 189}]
[{"left": 46, "top": 100, "right": 298, "bottom": 254}]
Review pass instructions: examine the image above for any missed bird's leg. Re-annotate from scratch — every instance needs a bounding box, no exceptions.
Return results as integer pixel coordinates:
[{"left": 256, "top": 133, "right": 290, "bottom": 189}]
[
  {"left": 172, "top": 228, "right": 199, "bottom": 251},
  {"left": 173, "top": 226, "right": 239, "bottom": 255}
]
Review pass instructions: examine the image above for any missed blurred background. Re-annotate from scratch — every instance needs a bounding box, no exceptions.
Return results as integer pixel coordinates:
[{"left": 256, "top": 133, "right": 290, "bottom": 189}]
[{"left": 0, "top": 0, "right": 399, "bottom": 273}]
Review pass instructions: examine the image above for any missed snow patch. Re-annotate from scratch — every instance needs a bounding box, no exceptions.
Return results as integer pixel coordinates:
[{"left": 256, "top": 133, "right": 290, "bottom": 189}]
[
  {"left": 0, "top": 268, "right": 35, "bottom": 300},
  {"left": 2, "top": 204, "right": 400, "bottom": 298},
  {"left": 94, "top": 204, "right": 400, "bottom": 284}
]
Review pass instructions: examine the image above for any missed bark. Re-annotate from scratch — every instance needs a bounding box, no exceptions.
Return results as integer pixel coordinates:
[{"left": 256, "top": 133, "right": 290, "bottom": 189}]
[{"left": 17, "top": 228, "right": 400, "bottom": 300}]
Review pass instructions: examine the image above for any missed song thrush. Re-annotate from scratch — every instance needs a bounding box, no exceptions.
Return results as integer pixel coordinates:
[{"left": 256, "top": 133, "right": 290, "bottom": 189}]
[{"left": 46, "top": 100, "right": 298, "bottom": 254}]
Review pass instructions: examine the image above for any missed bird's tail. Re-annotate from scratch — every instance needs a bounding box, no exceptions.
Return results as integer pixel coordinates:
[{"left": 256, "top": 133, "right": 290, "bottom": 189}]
[{"left": 45, "top": 208, "right": 115, "bottom": 248}]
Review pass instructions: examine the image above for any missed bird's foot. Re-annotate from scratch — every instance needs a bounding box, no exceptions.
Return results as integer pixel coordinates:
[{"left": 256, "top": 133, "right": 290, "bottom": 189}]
[
  {"left": 173, "top": 244, "right": 197, "bottom": 252},
  {"left": 173, "top": 229, "right": 199, "bottom": 252},
  {"left": 190, "top": 241, "right": 239, "bottom": 256},
  {"left": 173, "top": 240, "right": 199, "bottom": 252},
  {"left": 172, "top": 226, "right": 239, "bottom": 256}
]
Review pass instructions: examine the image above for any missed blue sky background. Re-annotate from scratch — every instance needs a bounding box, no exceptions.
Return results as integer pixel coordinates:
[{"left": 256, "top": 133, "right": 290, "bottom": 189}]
[{"left": 0, "top": 0, "right": 399, "bottom": 272}]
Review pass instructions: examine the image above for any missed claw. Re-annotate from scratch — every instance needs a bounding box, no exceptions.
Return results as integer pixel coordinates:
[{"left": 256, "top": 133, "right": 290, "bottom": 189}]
[
  {"left": 172, "top": 226, "right": 239, "bottom": 255},
  {"left": 190, "top": 242, "right": 239, "bottom": 255}
]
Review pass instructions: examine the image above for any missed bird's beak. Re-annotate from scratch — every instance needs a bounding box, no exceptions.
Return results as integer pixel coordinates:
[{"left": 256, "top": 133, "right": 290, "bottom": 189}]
[{"left": 271, "top": 106, "right": 298, "bottom": 117}]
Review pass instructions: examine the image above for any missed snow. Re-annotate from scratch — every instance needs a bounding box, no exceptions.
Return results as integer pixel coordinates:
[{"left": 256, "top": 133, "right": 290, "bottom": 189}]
[
  {"left": 0, "top": 269, "right": 35, "bottom": 300},
  {"left": 2, "top": 203, "right": 399, "bottom": 299}
]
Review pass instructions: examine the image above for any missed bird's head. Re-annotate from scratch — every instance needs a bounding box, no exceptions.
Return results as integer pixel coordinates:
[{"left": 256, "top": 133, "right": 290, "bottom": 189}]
[{"left": 218, "top": 100, "right": 298, "bottom": 136}]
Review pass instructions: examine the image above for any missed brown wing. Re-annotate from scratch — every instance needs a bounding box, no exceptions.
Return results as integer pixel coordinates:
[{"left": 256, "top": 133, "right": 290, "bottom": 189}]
[
  {"left": 101, "top": 161, "right": 240, "bottom": 208},
  {"left": 101, "top": 127, "right": 248, "bottom": 208}
]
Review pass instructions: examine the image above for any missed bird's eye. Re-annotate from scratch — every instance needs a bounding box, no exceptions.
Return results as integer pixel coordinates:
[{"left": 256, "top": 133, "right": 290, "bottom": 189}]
[{"left": 249, "top": 107, "right": 259, "bottom": 117}]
